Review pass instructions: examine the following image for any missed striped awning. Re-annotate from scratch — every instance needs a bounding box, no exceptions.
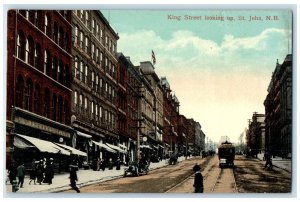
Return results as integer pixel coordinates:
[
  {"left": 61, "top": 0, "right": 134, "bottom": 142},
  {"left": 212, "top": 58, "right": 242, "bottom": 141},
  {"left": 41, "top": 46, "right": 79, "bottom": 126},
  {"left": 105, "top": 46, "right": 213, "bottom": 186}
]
[
  {"left": 15, "top": 134, "right": 70, "bottom": 155},
  {"left": 93, "top": 141, "right": 116, "bottom": 153}
]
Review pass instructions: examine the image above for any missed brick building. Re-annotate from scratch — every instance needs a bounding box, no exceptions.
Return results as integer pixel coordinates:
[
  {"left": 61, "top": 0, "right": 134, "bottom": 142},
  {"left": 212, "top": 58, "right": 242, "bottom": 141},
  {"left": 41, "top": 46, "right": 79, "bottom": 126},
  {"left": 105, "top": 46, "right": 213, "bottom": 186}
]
[
  {"left": 161, "top": 77, "right": 180, "bottom": 156},
  {"left": 71, "top": 10, "right": 123, "bottom": 164},
  {"left": 6, "top": 10, "right": 74, "bottom": 169},
  {"left": 264, "top": 54, "right": 292, "bottom": 157}
]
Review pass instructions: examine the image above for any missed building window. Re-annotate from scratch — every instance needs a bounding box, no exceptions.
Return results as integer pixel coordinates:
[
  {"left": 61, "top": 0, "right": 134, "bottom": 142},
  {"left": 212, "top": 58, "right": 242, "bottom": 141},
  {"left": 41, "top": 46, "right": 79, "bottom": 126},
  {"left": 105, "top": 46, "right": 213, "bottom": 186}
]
[
  {"left": 85, "top": 36, "right": 89, "bottom": 53},
  {"left": 58, "top": 96, "right": 63, "bottom": 122},
  {"left": 44, "top": 88, "right": 50, "bottom": 117},
  {"left": 80, "top": 10, "right": 84, "bottom": 21},
  {"left": 99, "top": 106, "right": 102, "bottom": 121},
  {"left": 91, "top": 43, "right": 95, "bottom": 60},
  {"left": 65, "top": 33, "right": 69, "bottom": 51},
  {"left": 96, "top": 24, "right": 100, "bottom": 40},
  {"left": 85, "top": 65, "right": 88, "bottom": 84},
  {"left": 80, "top": 61, "right": 84, "bottom": 81},
  {"left": 33, "top": 84, "right": 40, "bottom": 114},
  {"left": 74, "top": 26, "right": 79, "bottom": 45},
  {"left": 52, "top": 93, "right": 57, "bottom": 121},
  {"left": 85, "top": 11, "right": 90, "bottom": 28},
  {"left": 44, "top": 50, "right": 51, "bottom": 76},
  {"left": 24, "top": 78, "right": 33, "bottom": 111},
  {"left": 91, "top": 101, "right": 94, "bottom": 118},
  {"left": 58, "top": 60, "right": 64, "bottom": 83},
  {"left": 74, "top": 57, "right": 79, "bottom": 78},
  {"left": 92, "top": 18, "right": 95, "bottom": 35},
  {"left": 53, "top": 22, "right": 58, "bottom": 43},
  {"left": 91, "top": 71, "right": 95, "bottom": 89},
  {"left": 16, "top": 75, "right": 24, "bottom": 108},
  {"left": 26, "top": 37, "right": 35, "bottom": 65},
  {"left": 80, "top": 31, "right": 84, "bottom": 48},
  {"left": 34, "top": 43, "right": 41, "bottom": 68},
  {"left": 96, "top": 48, "right": 99, "bottom": 64},
  {"left": 84, "top": 97, "right": 88, "bottom": 110},
  {"left": 79, "top": 94, "right": 83, "bottom": 112},
  {"left": 44, "top": 14, "right": 51, "bottom": 36},
  {"left": 74, "top": 91, "right": 78, "bottom": 106},
  {"left": 96, "top": 74, "right": 99, "bottom": 92},
  {"left": 52, "top": 57, "right": 58, "bottom": 80},
  {"left": 95, "top": 104, "right": 98, "bottom": 120}
]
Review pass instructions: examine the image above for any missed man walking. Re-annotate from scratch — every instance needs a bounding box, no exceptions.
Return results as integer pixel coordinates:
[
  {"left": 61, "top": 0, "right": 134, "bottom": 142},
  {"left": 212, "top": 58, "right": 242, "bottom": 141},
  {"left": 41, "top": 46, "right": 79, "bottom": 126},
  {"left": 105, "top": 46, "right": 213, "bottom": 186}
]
[
  {"left": 17, "top": 163, "right": 26, "bottom": 188},
  {"left": 193, "top": 164, "right": 203, "bottom": 193},
  {"left": 69, "top": 165, "right": 80, "bottom": 193}
]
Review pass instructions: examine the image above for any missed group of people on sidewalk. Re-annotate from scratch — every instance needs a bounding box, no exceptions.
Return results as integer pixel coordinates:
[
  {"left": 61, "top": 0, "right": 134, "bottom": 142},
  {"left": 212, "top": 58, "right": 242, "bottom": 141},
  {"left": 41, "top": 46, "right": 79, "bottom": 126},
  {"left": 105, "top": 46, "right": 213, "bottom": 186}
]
[{"left": 7, "top": 158, "right": 55, "bottom": 189}]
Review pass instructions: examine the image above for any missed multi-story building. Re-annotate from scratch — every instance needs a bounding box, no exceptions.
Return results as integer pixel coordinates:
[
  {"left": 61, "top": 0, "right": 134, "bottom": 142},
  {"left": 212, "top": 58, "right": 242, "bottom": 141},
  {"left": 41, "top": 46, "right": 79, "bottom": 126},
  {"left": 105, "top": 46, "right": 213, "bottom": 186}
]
[
  {"left": 264, "top": 54, "right": 292, "bottom": 157},
  {"left": 71, "top": 10, "right": 122, "bottom": 163},
  {"left": 140, "top": 61, "right": 164, "bottom": 157},
  {"left": 161, "top": 77, "right": 180, "bottom": 156},
  {"left": 6, "top": 10, "right": 74, "bottom": 168},
  {"left": 187, "top": 119, "right": 205, "bottom": 156},
  {"left": 246, "top": 112, "right": 265, "bottom": 156},
  {"left": 177, "top": 115, "right": 188, "bottom": 156}
]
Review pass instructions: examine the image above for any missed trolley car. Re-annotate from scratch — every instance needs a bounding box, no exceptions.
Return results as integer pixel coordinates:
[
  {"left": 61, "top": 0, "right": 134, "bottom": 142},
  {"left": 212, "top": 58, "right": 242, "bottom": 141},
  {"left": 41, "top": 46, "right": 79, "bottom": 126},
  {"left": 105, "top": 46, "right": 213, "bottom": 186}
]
[{"left": 218, "top": 141, "right": 235, "bottom": 168}]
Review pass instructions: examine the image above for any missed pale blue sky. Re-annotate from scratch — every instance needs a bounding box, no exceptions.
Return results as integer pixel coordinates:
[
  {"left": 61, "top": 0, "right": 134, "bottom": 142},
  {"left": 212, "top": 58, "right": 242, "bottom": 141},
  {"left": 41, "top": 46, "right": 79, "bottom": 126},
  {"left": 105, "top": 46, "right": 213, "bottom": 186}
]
[{"left": 102, "top": 10, "right": 292, "bottom": 143}]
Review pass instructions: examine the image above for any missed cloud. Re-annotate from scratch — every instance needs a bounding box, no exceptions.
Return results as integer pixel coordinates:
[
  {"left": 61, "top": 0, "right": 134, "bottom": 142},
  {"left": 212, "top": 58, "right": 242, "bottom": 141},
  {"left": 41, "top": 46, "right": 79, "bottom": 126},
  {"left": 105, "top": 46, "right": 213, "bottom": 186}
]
[{"left": 116, "top": 27, "right": 291, "bottom": 142}]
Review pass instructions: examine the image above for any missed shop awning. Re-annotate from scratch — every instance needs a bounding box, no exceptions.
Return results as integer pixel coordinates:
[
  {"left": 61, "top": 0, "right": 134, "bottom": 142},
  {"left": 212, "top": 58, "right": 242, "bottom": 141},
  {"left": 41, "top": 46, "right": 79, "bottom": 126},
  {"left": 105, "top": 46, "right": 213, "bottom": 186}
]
[
  {"left": 55, "top": 143, "right": 87, "bottom": 157},
  {"left": 77, "top": 131, "right": 92, "bottom": 139},
  {"left": 15, "top": 134, "right": 70, "bottom": 155},
  {"left": 106, "top": 143, "right": 127, "bottom": 154},
  {"left": 93, "top": 141, "right": 116, "bottom": 153}
]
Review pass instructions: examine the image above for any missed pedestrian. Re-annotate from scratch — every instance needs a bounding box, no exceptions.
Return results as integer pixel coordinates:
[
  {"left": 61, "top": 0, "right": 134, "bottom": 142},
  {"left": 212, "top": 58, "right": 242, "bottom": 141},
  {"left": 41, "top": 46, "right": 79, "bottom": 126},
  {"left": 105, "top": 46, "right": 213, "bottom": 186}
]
[
  {"left": 116, "top": 157, "right": 121, "bottom": 170},
  {"left": 16, "top": 163, "right": 26, "bottom": 188},
  {"left": 36, "top": 160, "right": 44, "bottom": 185},
  {"left": 44, "top": 158, "right": 54, "bottom": 185},
  {"left": 69, "top": 165, "right": 80, "bottom": 193},
  {"left": 8, "top": 163, "right": 17, "bottom": 185},
  {"left": 100, "top": 159, "right": 106, "bottom": 171},
  {"left": 264, "top": 152, "right": 272, "bottom": 169},
  {"left": 97, "top": 158, "right": 100, "bottom": 171},
  {"left": 29, "top": 159, "right": 37, "bottom": 185},
  {"left": 108, "top": 158, "right": 113, "bottom": 170},
  {"left": 193, "top": 164, "right": 203, "bottom": 193}
]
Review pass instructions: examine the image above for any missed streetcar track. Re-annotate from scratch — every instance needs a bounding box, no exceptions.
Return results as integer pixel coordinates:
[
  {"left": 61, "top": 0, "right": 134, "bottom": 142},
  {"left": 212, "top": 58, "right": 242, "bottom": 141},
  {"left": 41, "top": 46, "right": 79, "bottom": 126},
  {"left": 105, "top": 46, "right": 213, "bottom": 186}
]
[
  {"left": 211, "top": 167, "right": 238, "bottom": 193},
  {"left": 164, "top": 156, "right": 213, "bottom": 193}
]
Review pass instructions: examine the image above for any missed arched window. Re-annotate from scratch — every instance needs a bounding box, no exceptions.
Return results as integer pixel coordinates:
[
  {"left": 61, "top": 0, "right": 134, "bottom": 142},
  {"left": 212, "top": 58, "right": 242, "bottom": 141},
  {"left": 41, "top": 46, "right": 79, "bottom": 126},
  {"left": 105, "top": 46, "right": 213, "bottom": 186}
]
[
  {"left": 59, "top": 27, "right": 64, "bottom": 47},
  {"left": 25, "top": 36, "right": 34, "bottom": 65},
  {"left": 24, "top": 78, "right": 33, "bottom": 111},
  {"left": 65, "top": 33, "right": 69, "bottom": 51},
  {"left": 99, "top": 106, "right": 102, "bottom": 121},
  {"left": 53, "top": 22, "right": 58, "bottom": 43},
  {"left": 52, "top": 56, "right": 58, "bottom": 80},
  {"left": 44, "top": 88, "right": 50, "bottom": 117},
  {"left": 44, "top": 50, "right": 51, "bottom": 76},
  {"left": 34, "top": 43, "right": 41, "bottom": 69},
  {"left": 33, "top": 84, "right": 40, "bottom": 114},
  {"left": 17, "top": 31, "right": 25, "bottom": 60},
  {"left": 16, "top": 75, "right": 24, "bottom": 108},
  {"left": 96, "top": 48, "right": 99, "bottom": 64},
  {"left": 79, "top": 94, "right": 83, "bottom": 110},
  {"left": 95, "top": 103, "right": 98, "bottom": 121},
  {"left": 91, "top": 43, "right": 95, "bottom": 60},
  {"left": 52, "top": 93, "right": 57, "bottom": 121},
  {"left": 58, "top": 59, "right": 64, "bottom": 83},
  {"left": 44, "top": 14, "right": 51, "bottom": 36}
]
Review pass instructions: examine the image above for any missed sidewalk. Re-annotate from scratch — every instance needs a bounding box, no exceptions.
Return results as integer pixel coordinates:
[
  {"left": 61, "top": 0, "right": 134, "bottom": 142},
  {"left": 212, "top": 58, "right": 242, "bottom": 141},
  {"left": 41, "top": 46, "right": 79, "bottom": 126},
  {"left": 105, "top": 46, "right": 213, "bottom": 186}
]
[
  {"left": 5, "top": 156, "right": 192, "bottom": 194},
  {"left": 257, "top": 153, "right": 292, "bottom": 172}
]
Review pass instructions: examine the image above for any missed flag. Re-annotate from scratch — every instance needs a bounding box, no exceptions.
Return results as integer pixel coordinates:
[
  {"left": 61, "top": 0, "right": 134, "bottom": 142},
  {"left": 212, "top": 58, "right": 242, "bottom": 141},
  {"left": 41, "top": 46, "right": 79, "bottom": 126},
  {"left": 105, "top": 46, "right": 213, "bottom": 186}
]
[{"left": 152, "top": 50, "right": 156, "bottom": 65}]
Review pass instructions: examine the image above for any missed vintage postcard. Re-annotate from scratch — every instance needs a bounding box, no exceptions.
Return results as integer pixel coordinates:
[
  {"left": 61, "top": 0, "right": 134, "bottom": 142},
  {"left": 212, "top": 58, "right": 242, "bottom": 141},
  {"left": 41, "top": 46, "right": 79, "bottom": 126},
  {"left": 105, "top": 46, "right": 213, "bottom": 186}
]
[{"left": 4, "top": 7, "right": 293, "bottom": 196}]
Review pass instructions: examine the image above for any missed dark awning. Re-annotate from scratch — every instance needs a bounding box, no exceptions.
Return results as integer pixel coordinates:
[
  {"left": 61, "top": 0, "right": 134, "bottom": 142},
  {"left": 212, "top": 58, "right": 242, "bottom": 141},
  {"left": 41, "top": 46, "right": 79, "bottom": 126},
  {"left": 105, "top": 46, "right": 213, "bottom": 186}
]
[{"left": 15, "top": 134, "right": 70, "bottom": 155}]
